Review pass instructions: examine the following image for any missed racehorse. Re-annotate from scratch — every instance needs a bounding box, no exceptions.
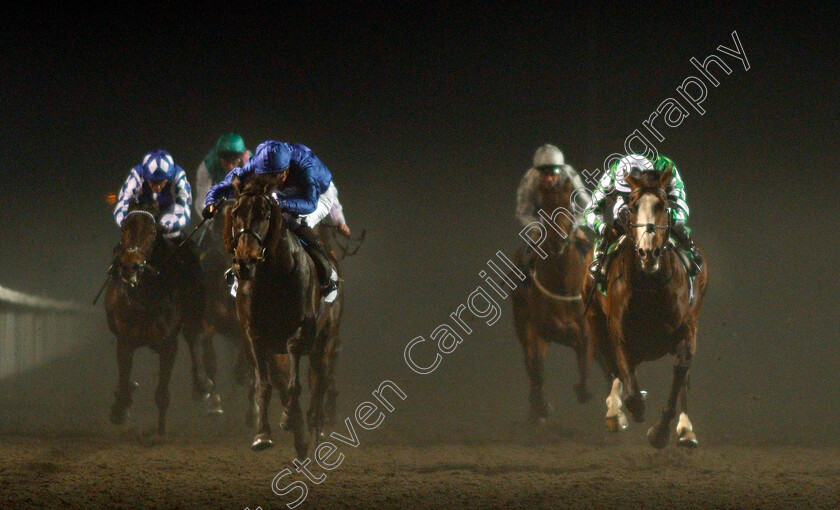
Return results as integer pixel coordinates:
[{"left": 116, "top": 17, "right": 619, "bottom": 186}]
[
  {"left": 583, "top": 167, "right": 709, "bottom": 448},
  {"left": 196, "top": 198, "right": 254, "bottom": 420},
  {"left": 225, "top": 175, "right": 343, "bottom": 458},
  {"left": 105, "top": 200, "right": 209, "bottom": 434},
  {"left": 512, "top": 178, "right": 594, "bottom": 423}
]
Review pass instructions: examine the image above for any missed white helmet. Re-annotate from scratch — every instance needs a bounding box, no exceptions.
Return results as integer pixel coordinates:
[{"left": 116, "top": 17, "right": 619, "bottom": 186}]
[{"left": 533, "top": 144, "right": 565, "bottom": 169}]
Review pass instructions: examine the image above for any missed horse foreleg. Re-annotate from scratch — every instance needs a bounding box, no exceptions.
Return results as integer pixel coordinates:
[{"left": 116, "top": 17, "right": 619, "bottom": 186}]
[
  {"left": 184, "top": 329, "right": 212, "bottom": 402},
  {"left": 155, "top": 340, "right": 178, "bottom": 435},
  {"left": 612, "top": 335, "right": 645, "bottom": 423},
  {"left": 605, "top": 377, "right": 629, "bottom": 432},
  {"left": 323, "top": 338, "right": 341, "bottom": 428},
  {"left": 251, "top": 345, "right": 274, "bottom": 451},
  {"left": 676, "top": 371, "right": 698, "bottom": 447},
  {"left": 647, "top": 334, "right": 693, "bottom": 449},
  {"left": 572, "top": 323, "right": 594, "bottom": 404},
  {"left": 287, "top": 341, "right": 308, "bottom": 460},
  {"left": 519, "top": 320, "right": 551, "bottom": 424},
  {"left": 199, "top": 327, "right": 223, "bottom": 415},
  {"left": 110, "top": 340, "right": 136, "bottom": 425},
  {"left": 307, "top": 350, "right": 328, "bottom": 451}
]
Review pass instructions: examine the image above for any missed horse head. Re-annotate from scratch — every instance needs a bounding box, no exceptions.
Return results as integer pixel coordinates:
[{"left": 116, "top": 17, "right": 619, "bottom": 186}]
[
  {"left": 225, "top": 175, "right": 284, "bottom": 281},
  {"left": 625, "top": 166, "right": 673, "bottom": 274},
  {"left": 119, "top": 200, "right": 161, "bottom": 287},
  {"left": 539, "top": 177, "right": 575, "bottom": 241}
]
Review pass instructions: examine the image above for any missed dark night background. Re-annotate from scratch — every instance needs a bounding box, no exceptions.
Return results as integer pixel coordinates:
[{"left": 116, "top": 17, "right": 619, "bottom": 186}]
[{"left": 0, "top": 2, "right": 838, "bottom": 508}]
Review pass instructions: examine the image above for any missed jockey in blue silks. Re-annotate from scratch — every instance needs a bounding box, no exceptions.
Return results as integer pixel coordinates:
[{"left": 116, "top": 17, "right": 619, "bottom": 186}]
[{"left": 203, "top": 140, "right": 340, "bottom": 303}]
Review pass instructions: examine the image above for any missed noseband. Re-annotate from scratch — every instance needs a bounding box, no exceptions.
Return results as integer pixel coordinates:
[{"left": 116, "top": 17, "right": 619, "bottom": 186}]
[{"left": 232, "top": 194, "right": 273, "bottom": 262}]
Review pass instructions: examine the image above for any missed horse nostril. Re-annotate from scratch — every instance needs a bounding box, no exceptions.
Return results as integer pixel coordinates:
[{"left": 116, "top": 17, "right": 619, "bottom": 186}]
[
  {"left": 653, "top": 247, "right": 662, "bottom": 258},
  {"left": 638, "top": 248, "right": 645, "bottom": 257}
]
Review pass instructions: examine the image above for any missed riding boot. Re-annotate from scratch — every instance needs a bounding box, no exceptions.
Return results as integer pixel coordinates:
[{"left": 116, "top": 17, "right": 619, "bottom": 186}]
[
  {"left": 671, "top": 222, "right": 703, "bottom": 268},
  {"left": 293, "top": 224, "right": 338, "bottom": 303}
]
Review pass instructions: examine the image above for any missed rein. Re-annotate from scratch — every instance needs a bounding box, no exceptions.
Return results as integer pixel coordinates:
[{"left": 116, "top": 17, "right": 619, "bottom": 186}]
[{"left": 530, "top": 225, "right": 586, "bottom": 302}]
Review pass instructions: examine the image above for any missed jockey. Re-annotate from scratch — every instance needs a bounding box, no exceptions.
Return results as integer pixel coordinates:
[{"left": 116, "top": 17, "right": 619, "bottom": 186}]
[
  {"left": 114, "top": 150, "right": 192, "bottom": 239},
  {"left": 516, "top": 144, "right": 586, "bottom": 269},
  {"left": 193, "top": 133, "right": 251, "bottom": 217},
  {"left": 517, "top": 144, "right": 586, "bottom": 226},
  {"left": 202, "top": 140, "right": 340, "bottom": 303},
  {"left": 583, "top": 153, "right": 703, "bottom": 280}
]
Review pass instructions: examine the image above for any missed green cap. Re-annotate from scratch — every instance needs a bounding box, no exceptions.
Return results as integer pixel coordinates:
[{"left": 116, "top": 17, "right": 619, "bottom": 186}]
[{"left": 215, "top": 133, "right": 246, "bottom": 156}]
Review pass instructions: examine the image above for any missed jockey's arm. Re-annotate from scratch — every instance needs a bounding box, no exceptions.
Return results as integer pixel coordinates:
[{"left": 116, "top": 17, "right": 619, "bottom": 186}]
[
  {"left": 205, "top": 165, "right": 251, "bottom": 208},
  {"left": 667, "top": 166, "right": 690, "bottom": 223},
  {"left": 159, "top": 170, "right": 192, "bottom": 233},
  {"left": 583, "top": 168, "right": 616, "bottom": 236},
  {"left": 113, "top": 168, "right": 143, "bottom": 227}
]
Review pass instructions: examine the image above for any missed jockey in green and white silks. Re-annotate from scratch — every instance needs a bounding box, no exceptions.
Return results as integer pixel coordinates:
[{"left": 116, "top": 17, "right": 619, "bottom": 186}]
[{"left": 583, "top": 153, "right": 703, "bottom": 280}]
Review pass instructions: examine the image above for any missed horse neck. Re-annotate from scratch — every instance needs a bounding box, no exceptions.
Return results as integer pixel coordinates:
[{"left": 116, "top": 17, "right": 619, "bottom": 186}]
[{"left": 264, "top": 207, "right": 299, "bottom": 274}]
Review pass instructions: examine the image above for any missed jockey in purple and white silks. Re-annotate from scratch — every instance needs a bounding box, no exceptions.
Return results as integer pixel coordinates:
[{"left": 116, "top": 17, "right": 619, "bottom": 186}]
[
  {"left": 114, "top": 150, "right": 192, "bottom": 239},
  {"left": 203, "top": 140, "right": 340, "bottom": 303}
]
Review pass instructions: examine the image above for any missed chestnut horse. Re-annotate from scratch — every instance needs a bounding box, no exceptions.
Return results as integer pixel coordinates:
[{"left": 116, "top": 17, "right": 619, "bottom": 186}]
[
  {"left": 512, "top": 179, "right": 594, "bottom": 423},
  {"left": 583, "top": 167, "right": 709, "bottom": 448},
  {"left": 225, "top": 176, "right": 343, "bottom": 459},
  {"left": 105, "top": 200, "right": 208, "bottom": 434}
]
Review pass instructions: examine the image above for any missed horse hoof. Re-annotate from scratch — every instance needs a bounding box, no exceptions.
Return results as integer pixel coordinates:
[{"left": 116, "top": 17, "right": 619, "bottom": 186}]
[
  {"left": 279, "top": 410, "right": 292, "bottom": 431},
  {"left": 574, "top": 383, "right": 593, "bottom": 404},
  {"left": 624, "top": 394, "right": 646, "bottom": 423},
  {"left": 647, "top": 425, "right": 671, "bottom": 449},
  {"left": 192, "top": 390, "right": 211, "bottom": 403},
  {"left": 203, "top": 394, "right": 224, "bottom": 416},
  {"left": 251, "top": 435, "right": 274, "bottom": 451},
  {"left": 606, "top": 412, "right": 628, "bottom": 433},
  {"left": 109, "top": 406, "right": 128, "bottom": 425},
  {"left": 678, "top": 430, "right": 698, "bottom": 448}
]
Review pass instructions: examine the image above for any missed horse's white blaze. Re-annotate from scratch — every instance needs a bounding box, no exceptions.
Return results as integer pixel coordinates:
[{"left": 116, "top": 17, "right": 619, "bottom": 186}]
[
  {"left": 676, "top": 412, "right": 693, "bottom": 435},
  {"left": 635, "top": 194, "right": 658, "bottom": 252}
]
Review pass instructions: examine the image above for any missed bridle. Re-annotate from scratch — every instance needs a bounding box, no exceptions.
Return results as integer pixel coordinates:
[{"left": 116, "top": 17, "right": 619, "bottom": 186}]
[
  {"left": 120, "top": 210, "right": 160, "bottom": 283},
  {"left": 231, "top": 193, "right": 273, "bottom": 263},
  {"left": 530, "top": 221, "right": 589, "bottom": 302}
]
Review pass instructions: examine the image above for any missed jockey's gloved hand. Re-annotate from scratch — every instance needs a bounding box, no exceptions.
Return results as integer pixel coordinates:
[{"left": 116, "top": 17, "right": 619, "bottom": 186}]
[
  {"left": 202, "top": 204, "right": 216, "bottom": 220},
  {"left": 616, "top": 206, "right": 630, "bottom": 230}
]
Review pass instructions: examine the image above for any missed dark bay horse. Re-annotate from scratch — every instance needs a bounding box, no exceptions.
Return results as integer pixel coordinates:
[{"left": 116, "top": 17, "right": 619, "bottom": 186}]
[
  {"left": 512, "top": 178, "right": 594, "bottom": 423},
  {"left": 225, "top": 176, "right": 343, "bottom": 459},
  {"left": 105, "top": 200, "right": 208, "bottom": 434},
  {"left": 583, "top": 167, "right": 709, "bottom": 448}
]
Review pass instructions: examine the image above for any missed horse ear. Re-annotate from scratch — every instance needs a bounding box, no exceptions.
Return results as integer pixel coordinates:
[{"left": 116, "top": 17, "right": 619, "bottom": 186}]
[
  {"left": 232, "top": 176, "right": 243, "bottom": 196},
  {"left": 660, "top": 165, "right": 674, "bottom": 188}
]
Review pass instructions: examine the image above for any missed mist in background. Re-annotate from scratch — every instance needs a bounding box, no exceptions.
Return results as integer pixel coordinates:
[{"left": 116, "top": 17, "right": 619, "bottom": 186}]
[{"left": 0, "top": 3, "right": 837, "bottom": 445}]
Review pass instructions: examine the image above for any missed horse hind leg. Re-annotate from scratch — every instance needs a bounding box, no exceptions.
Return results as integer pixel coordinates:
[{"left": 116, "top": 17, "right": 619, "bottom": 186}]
[
  {"left": 110, "top": 340, "right": 137, "bottom": 425},
  {"left": 605, "top": 377, "right": 629, "bottom": 432},
  {"left": 676, "top": 372, "right": 698, "bottom": 447}
]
